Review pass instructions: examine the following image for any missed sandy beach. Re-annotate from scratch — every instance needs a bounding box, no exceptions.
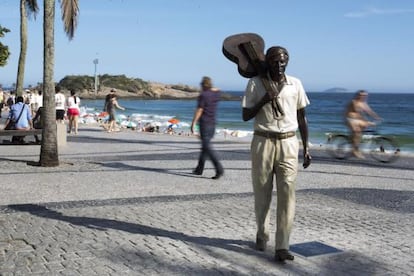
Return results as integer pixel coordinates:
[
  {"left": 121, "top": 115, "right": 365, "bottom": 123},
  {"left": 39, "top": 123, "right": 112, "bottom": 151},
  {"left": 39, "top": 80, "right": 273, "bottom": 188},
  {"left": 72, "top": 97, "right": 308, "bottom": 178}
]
[{"left": 1, "top": 125, "right": 413, "bottom": 275}]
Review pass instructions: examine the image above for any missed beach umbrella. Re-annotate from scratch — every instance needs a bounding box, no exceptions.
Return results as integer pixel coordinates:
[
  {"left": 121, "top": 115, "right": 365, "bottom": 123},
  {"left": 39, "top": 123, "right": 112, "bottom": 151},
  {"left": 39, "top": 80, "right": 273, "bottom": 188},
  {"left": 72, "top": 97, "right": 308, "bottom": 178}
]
[
  {"left": 168, "top": 118, "right": 180, "bottom": 124},
  {"left": 98, "top": 111, "right": 108, "bottom": 118}
]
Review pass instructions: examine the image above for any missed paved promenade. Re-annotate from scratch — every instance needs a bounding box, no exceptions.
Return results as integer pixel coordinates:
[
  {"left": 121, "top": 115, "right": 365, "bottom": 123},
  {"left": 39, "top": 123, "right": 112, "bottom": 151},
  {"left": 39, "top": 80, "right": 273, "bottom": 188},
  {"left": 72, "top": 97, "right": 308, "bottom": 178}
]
[{"left": 1, "top": 127, "right": 413, "bottom": 275}]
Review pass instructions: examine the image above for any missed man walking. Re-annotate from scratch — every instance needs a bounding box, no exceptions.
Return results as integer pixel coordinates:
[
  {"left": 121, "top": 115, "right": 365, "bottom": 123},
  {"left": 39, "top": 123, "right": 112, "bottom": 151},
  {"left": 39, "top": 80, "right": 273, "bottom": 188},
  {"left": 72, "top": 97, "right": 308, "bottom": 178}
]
[{"left": 191, "top": 76, "right": 224, "bottom": 180}]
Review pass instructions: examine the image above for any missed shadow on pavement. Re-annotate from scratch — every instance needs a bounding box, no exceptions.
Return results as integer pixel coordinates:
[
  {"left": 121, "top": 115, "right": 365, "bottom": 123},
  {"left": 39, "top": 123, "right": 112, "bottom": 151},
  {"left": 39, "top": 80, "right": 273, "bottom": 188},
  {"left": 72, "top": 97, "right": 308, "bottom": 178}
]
[
  {"left": 8, "top": 204, "right": 256, "bottom": 256},
  {"left": 299, "top": 188, "right": 414, "bottom": 213},
  {"left": 6, "top": 202, "right": 394, "bottom": 275}
]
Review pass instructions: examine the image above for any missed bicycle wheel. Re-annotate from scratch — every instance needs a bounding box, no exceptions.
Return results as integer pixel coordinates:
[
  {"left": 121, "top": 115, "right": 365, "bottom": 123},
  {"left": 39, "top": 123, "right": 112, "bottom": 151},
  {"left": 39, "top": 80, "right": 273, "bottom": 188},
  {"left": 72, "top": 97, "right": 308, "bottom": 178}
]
[
  {"left": 369, "top": 136, "right": 400, "bottom": 163},
  {"left": 326, "top": 134, "right": 352, "bottom": 159}
]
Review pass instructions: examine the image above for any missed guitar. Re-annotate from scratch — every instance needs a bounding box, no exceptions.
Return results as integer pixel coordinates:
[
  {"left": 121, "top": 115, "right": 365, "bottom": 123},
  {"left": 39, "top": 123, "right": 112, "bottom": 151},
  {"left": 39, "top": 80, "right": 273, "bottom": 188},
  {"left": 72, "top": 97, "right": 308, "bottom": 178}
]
[
  {"left": 222, "top": 33, "right": 285, "bottom": 119},
  {"left": 222, "top": 33, "right": 266, "bottom": 78}
]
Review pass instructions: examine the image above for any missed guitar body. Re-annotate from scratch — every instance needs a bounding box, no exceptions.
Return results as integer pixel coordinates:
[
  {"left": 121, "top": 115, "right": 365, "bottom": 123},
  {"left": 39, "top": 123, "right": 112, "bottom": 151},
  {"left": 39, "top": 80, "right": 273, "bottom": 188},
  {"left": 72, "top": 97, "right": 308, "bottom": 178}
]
[
  {"left": 222, "top": 33, "right": 266, "bottom": 78},
  {"left": 223, "top": 33, "right": 286, "bottom": 119}
]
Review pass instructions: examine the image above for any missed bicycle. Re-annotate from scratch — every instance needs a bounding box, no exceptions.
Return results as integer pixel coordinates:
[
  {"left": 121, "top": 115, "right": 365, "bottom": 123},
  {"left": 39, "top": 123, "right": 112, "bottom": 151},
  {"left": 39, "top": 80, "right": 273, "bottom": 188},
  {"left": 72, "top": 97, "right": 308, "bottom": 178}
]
[{"left": 326, "top": 126, "right": 400, "bottom": 163}]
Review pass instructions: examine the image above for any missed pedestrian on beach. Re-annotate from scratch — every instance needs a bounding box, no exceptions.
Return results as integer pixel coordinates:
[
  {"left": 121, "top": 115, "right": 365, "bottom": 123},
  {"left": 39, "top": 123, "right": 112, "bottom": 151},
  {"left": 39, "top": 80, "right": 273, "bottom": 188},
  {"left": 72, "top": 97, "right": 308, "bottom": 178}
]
[
  {"left": 66, "top": 89, "right": 81, "bottom": 134},
  {"left": 0, "top": 88, "right": 4, "bottom": 118},
  {"left": 191, "top": 76, "right": 224, "bottom": 180},
  {"left": 55, "top": 85, "right": 66, "bottom": 123},
  {"left": 106, "top": 93, "right": 125, "bottom": 133},
  {"left": 104, "top": 88, "right": 116, "bottom": 112},
  {"left": 242, "top": 46, "right": 311, "bottom": 262},
  {"left": 31, "top": 90, "right": 43, "bottom": 117},
  {"left": 344, "top": 90, "right": 381, "bottom": 159}
]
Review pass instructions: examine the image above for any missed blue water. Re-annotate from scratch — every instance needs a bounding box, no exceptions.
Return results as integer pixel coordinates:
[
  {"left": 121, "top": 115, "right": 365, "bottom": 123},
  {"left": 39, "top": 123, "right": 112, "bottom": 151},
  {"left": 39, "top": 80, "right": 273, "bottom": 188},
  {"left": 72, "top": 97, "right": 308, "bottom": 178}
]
[{"left": 81, "top": 92, "right": 414, "bottom": 153}]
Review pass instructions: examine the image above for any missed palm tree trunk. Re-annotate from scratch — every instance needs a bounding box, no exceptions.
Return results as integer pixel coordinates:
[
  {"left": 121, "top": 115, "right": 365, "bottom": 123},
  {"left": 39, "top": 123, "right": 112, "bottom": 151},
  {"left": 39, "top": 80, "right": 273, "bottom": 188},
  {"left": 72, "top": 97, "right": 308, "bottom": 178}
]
[
  {"left": 40, "top": 0, "right": 59, "bottom": 167},
  {"left": 16, "top": 0, "right": 27, "bottom": 96}
]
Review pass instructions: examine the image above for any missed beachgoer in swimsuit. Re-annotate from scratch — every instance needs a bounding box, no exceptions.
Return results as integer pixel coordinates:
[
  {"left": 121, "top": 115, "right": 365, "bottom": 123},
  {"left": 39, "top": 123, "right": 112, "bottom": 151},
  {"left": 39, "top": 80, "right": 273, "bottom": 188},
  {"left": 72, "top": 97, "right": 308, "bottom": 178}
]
[{"left": 344, "top": 90, "right": 381, "bottom": 158}]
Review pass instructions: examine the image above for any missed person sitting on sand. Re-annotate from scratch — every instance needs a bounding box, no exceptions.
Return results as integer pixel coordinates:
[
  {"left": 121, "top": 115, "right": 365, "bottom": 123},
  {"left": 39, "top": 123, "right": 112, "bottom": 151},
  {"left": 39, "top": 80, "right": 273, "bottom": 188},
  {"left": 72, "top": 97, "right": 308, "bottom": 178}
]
[
  {"left": 142, "top": 122, "right": 157, "bottom": 132},
  {"left": 166, "top": 124, "right": 175, "bottom": 135}
]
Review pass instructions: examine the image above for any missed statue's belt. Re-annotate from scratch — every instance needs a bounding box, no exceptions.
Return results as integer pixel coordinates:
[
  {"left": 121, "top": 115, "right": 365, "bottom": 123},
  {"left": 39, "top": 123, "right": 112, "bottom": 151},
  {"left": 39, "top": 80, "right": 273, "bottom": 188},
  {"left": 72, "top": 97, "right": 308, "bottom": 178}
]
[{"left": 254, "top": 130, "right": 296, "bottom": 140}]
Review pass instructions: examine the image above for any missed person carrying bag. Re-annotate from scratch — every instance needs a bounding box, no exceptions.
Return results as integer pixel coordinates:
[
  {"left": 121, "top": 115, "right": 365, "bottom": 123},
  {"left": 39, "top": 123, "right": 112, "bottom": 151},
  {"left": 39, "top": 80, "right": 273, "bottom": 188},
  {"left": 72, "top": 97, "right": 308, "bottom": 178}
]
[{"left": 3, "top": 96, "right": 32, "bottom": 143}]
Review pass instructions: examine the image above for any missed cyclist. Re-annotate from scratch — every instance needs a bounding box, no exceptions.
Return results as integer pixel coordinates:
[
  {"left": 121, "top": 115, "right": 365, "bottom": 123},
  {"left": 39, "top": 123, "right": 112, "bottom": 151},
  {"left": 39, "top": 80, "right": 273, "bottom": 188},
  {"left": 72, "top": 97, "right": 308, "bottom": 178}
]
[{"left": 344, "top": 90, "right": 381, "bottom": 158}]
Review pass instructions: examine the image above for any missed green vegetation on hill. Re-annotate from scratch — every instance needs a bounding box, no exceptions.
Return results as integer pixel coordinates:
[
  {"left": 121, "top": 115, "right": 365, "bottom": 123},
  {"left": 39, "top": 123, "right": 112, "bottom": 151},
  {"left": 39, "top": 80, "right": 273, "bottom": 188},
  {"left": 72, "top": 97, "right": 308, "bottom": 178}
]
[
  {"left": 56, "top": 74, "right": 238, "bottom": 100},
  {"left": 99, "top": 74, "right": 150, "bottom": 92},
  {"left": 58, "top": 74, "right": 149, "bottom": 93}
]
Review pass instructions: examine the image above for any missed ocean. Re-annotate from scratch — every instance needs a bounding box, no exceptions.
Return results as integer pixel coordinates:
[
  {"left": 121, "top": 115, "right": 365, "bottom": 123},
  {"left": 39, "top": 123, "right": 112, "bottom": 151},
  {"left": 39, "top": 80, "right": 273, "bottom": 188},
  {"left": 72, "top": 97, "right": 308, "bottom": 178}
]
[{"left": 80, "top": 92, "right": 414, "bottom": 153}]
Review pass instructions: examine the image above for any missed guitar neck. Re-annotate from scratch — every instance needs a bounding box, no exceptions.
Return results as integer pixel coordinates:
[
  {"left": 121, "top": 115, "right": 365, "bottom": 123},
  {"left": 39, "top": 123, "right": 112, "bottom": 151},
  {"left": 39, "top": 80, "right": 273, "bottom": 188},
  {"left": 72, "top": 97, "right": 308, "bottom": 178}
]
[
  {"left": 240, "top": 42, "right": 262, "bottom": 71},
  {"left": 240, "top": 42, "right": 281, "bottom": 99}
]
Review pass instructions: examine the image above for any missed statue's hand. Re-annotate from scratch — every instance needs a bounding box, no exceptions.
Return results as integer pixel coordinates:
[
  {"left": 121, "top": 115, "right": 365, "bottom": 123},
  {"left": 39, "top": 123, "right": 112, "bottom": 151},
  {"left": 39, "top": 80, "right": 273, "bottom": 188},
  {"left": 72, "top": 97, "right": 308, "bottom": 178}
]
[{"left": 303, "top": 152, "right": 312, "bottom": 169}]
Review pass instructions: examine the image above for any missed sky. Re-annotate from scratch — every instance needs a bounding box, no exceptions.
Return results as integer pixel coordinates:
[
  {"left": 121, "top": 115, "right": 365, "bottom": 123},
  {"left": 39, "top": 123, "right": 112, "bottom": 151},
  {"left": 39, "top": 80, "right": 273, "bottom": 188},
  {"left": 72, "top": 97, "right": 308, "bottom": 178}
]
[{"left": 0, "top": 0, "right": 413, "bottom": 93}]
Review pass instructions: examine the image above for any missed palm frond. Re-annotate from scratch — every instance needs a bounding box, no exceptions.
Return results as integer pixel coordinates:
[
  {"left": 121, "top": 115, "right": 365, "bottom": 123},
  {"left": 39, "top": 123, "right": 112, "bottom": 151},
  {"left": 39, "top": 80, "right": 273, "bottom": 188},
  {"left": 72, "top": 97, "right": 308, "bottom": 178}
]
[
  {"left": 60, "top": 0, "right": 79, "bottom": 40},
  {"left": 25, "top": 0, "right": 39, "bottom": 19}
]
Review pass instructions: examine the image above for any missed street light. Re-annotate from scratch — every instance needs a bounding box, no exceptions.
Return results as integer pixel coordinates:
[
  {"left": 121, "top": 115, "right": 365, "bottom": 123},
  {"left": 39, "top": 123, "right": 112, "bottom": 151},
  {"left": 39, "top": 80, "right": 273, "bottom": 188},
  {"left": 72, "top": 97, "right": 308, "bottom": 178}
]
[{"left": 93, "top": 58, "right": 99, "bottom": 94}]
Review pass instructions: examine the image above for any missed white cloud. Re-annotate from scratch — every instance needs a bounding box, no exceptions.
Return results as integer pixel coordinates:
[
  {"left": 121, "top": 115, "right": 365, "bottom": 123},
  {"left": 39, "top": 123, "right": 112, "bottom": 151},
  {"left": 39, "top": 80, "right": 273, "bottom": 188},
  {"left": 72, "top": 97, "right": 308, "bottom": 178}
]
[{"left": 345, "top": 7, "right": 414, "bottom": 18}]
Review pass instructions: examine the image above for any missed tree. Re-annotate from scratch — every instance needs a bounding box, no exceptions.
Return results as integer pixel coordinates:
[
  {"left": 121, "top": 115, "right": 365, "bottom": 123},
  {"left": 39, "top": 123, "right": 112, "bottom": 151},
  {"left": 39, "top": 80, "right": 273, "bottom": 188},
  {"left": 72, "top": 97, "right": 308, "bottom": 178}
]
[
  {"left": 40, "top": 0, "right": 79, "bottom": 167},
  {"left": 16, "top": 0, "right": 39, "bottom": 96},
  {"left": 0, "top": 25, "right": 11, "bottom": 67}
]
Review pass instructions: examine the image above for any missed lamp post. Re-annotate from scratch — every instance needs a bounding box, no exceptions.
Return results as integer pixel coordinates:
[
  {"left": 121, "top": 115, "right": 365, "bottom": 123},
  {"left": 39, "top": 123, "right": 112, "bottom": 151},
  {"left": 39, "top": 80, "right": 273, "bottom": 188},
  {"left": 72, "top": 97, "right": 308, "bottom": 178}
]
[{"left": 93, "top": 58, "right": 99, "bottom": 94}]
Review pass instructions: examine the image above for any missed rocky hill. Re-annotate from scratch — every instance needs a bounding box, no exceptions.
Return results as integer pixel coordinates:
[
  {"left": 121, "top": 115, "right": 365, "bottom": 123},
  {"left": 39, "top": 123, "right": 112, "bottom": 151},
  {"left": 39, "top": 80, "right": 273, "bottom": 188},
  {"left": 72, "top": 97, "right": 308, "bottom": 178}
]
[
  {"left": 77, "top": 82, "right": 200, "bottom": 100},
  {"left": 58, "top": 75, "right": 237, "bottom": 100}
]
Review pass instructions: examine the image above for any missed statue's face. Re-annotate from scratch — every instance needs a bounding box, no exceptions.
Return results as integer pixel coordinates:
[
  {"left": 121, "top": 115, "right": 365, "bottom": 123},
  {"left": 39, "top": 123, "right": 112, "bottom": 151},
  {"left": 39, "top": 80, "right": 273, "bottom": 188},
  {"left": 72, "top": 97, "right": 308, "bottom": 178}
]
[{"left": 267, "top": 53, "right": 289, "bottom": 75}]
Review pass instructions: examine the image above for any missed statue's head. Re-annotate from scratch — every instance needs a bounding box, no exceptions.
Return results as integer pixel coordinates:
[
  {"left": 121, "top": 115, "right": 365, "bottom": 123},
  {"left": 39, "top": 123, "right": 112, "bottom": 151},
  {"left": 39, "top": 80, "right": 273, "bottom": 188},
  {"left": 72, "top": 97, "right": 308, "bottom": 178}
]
[{"left": 266, "top": 46, "right": 289, "bottom": 76}]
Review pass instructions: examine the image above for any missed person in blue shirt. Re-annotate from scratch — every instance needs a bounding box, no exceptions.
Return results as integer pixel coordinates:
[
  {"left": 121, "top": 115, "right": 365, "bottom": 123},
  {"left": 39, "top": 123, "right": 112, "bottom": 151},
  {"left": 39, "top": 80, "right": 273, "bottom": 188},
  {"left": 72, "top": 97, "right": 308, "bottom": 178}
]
[
  {"left": 5, "top": 95, "right": 33, "bottom": 130},
  {"left": 4, "top": 96, "right": 33, "bottom": 143}
]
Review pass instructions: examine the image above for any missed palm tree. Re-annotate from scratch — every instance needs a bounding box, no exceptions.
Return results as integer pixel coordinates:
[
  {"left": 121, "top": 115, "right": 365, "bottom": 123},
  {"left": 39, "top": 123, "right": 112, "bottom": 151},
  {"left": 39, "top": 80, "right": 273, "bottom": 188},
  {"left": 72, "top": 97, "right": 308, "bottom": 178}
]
[
  {"left": 15, "top": 0, "right": 39, "bottom": 96},
  {"left": 40, "top": 0, "right": 79, "bottom": 167}
]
